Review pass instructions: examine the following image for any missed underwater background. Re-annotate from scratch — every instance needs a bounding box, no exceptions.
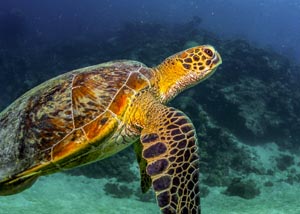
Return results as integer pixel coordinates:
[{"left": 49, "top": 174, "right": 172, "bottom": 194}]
[{"left": 0, "top": 0, "right": 300, "bottom": 213}]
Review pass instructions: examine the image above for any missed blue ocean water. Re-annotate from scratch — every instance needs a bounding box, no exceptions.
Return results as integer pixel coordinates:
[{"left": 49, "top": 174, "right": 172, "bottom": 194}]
[
  {"left": 1, "top": 0, "right": 300, "bottom": 60},
  {"left": 0, "top": 1, "right": 300, "bottom": 214}
]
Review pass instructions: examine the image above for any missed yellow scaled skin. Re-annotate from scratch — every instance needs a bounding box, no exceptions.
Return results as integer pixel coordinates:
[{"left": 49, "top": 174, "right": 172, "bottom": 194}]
[{"left": 0, "top": 45, "right": 221, "bottom": 214}]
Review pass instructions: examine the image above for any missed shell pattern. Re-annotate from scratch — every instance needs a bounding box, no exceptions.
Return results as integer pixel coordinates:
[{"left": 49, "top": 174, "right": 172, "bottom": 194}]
[{"left": 0, "top": 60, "right": 153, "bottom": 180}]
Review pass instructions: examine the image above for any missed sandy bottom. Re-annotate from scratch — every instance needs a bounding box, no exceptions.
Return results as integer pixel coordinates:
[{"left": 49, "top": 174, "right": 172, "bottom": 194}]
[
  {"left": 1, "top": 143, "right": 300, "bottom": 214},
  {"left": 0, "top": 173, "right": 158, "bottom": 214}
]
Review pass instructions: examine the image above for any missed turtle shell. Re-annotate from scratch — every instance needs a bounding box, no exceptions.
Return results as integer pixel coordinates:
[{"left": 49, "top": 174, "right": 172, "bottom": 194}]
[{"left": 0, "top": 60, "right": 153, "bottom": 181}]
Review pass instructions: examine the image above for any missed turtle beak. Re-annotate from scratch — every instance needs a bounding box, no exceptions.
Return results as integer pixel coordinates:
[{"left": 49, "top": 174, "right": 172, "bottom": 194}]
[{"left": 212, "top": 51, "right": 222, "bottom": 67}]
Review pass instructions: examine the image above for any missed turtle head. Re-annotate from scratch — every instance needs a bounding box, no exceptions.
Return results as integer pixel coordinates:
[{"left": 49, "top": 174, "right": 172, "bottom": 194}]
[{"left": 154, "top": 45, "right": 222, "bottom": 102}]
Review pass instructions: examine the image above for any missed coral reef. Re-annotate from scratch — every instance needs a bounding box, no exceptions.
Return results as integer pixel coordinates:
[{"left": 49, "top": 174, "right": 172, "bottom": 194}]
[
  {"left": 276, "top": 154, "right": 295, "bottom": 171},
  {"left": 224, "top": 177, "right": 260, "bottom": 199},
  {"left": 192, "top": 39, "right": 300, "bottom": 148},
  {"left": 104, "top": 182, "right": 133, "bottom": 198}
]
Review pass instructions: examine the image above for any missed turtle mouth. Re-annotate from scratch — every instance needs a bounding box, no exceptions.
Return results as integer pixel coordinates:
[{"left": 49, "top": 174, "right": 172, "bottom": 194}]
[{"left": 212, "top": 52, "right": 222, "bottom": 66}]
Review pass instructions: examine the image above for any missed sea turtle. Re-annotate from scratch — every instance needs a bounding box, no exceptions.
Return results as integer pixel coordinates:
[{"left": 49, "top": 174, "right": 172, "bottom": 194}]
[{"left": 0, "top": 45, "right": 221, "bottom": 213}]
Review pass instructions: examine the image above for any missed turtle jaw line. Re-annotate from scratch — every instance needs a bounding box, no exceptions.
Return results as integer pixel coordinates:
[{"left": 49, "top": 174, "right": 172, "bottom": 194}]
[{"left": 212, "top": 51, "right": 222, "bottom": 67}]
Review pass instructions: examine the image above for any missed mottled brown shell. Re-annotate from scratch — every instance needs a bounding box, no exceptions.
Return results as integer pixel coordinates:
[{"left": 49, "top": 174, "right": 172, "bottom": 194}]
[{"left": 0, "top": 60, "right": 153, "bottom": 180}]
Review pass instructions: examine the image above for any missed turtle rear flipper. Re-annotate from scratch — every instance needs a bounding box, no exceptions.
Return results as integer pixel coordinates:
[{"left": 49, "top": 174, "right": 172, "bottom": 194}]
[
  {"left": 0, "top": 174, "right": 38, "bottom": 196},
  {"left": 140, "top": 106, "right": 200, "bottom": 214}
]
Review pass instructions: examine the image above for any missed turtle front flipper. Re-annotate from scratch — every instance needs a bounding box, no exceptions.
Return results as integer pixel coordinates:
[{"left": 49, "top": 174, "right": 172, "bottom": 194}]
[{"left": 140, "top": 106, "right": 200, "bottom": 214}]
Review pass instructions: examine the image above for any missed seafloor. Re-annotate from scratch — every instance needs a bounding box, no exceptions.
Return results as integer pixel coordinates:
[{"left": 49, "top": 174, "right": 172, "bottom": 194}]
[
  {"left": 1, "top": 142, "right": 300, "bottom": 214},
  {"left": 0, "top": 17, "right": 300, "bottom": 213}
]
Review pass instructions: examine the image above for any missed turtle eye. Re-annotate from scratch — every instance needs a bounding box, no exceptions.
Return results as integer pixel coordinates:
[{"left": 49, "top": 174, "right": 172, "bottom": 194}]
[{"left": 204, "top": 48, "right": 213, "bottom": 57}]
